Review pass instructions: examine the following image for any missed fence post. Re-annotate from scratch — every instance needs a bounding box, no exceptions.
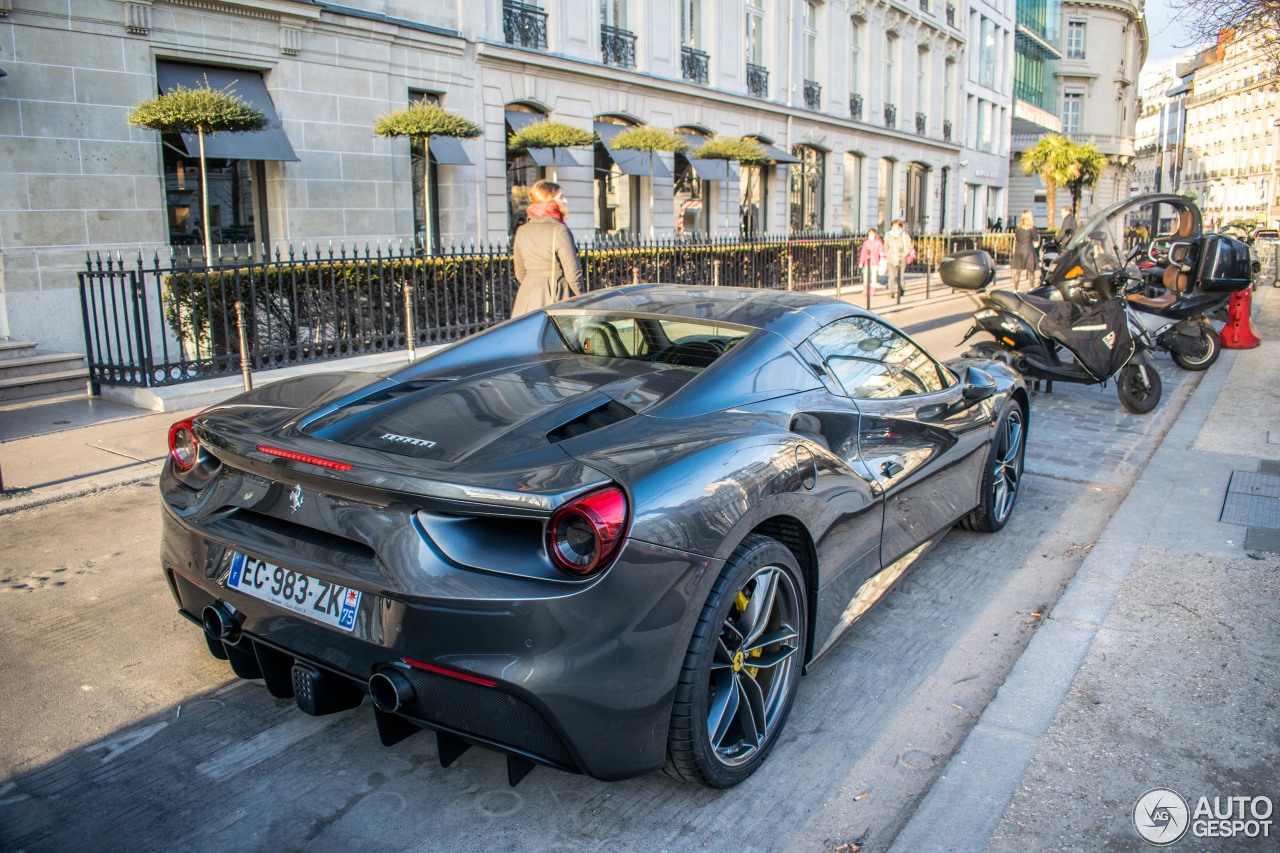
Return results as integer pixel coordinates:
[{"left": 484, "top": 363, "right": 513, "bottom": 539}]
[
  {"left": 836, "top": 250, "right": 843, "bottom": 300},
  {"left": 632, "top": 266, "right": 640, "bottom": 286},
  {"left": 925, "top": 237, "right": 932, "bottom": 299},
  {"left": 787, "top": 250, "right": 794, "bottom": 291},
  {"left": 713, "top": 259, "right": 721, "bottom": 287},
  {"left": 864, "top": 262, "right": 872, "bottom": 311},
  {"left": 403, "top": 278, "right": 416, "bottom": 362},
  {"left": 234, "top": 300, "right": 253, "bottom": 392}
]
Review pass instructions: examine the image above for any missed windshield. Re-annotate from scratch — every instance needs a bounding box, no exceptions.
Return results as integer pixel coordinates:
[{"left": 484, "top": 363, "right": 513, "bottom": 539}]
[
  {"left": 1062, "top": 194, "right": 1201, "bottom": 277},
  {"left": 547, "top": 311, "right": 754, "bottom": 370}
]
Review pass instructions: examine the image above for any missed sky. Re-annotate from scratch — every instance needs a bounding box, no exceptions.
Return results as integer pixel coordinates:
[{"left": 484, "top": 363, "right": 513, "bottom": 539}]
[{"left": 1142, "top": 0, "right": 1208, "bottom": 67}]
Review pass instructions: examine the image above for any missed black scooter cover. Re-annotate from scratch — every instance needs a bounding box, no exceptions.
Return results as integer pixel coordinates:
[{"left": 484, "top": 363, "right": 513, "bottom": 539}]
[{"left": 1029, "top": 295, "right": 1136, "bottom": 381}]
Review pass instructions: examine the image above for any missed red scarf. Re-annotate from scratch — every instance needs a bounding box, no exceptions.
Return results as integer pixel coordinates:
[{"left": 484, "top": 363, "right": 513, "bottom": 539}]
[{"left": 526, "top": 200, "right": 565, "bottom": 222}]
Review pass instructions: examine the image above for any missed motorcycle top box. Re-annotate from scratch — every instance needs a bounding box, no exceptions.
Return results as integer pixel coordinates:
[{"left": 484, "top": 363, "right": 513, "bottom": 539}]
[
  {"left": 1196, "top": 234, "right": 1254, "bottom": 292},
  {"left": 940, "top": 250, "right": 996, "bottom": 291}
]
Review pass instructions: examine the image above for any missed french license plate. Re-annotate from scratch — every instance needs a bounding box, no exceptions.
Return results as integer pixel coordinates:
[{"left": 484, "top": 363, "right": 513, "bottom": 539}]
[{"left": 226, "top": 552, "right": 361, "bottom": 632}]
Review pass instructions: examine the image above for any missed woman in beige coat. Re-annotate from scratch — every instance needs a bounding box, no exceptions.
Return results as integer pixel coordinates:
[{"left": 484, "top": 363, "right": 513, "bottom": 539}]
[{"left": 511, "top": 181, "right": 583, "bottom": 316}]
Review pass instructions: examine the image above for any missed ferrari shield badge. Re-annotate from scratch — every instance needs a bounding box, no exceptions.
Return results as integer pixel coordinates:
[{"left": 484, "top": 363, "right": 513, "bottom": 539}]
[{"left": 288, "top": 484, "right": 304, "bottom": 513}]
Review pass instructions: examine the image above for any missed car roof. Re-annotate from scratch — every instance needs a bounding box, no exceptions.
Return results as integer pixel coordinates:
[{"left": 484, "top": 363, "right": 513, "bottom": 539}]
[{"left": 557, "top": 283, "right": 868, "bottom": 344}]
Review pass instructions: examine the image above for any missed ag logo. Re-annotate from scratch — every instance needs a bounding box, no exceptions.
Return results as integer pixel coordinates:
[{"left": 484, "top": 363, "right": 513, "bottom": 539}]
[
  {"left": 1134, "top": 787, "right": 1190, "bottom": 845},
  {"left": 288, "top": 484, "right": 304, "bottom": 514}
]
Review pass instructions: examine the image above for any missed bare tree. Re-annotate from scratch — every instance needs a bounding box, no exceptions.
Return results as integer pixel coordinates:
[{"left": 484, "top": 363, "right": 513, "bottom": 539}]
[{"left": 1174, "top": 0, "right": 1280, "bottom": 67}]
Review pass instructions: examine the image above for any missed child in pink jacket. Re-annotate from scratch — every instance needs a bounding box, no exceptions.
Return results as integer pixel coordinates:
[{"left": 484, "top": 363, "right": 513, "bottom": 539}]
[{"left": 857, "top": 228, "right": 885, "bottom": 292}]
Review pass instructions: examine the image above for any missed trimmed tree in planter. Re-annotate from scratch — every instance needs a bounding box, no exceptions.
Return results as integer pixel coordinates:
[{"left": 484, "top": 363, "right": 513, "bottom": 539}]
[
  {"left": 609, "top": 126, "right": 688, "bottom": 236},
  {"left": 507, "top": 119, "right": 597, "bottom": 176},
  {"left": 692, "top": 136, "right": 769, "bottom": 236},
  {"left": 374, "top": 102, "right": 481, "bottom": 255},
  {"left": 129, "top": 78, "right": 267, "bottom": 264}
]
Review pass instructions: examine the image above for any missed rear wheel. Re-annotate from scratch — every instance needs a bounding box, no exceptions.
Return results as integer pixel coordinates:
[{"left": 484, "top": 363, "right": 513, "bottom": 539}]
[
  {"left": 964, "top": 340, "right": 1013, "bottom": 365},
  {"left": 667, "top": 535, "right": 807, "bottom": 788},
  {"left": 1171, "top": 326, "right": 1221, "bottom": 371},
  {"left": 1117, "top": 360, "right": 1162, "bottom": 414},
  {"left": 961, "top": 401, "right": 1026, "bottom": 533}
]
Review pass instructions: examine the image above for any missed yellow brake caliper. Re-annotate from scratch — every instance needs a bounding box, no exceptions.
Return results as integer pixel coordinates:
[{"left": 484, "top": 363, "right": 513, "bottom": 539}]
[{"left": 733, "top": 590, "right": 763, "bottom": 677}]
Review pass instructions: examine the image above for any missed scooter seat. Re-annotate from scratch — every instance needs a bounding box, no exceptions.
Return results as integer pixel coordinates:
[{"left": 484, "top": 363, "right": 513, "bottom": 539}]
[
  {"left": 1127, "top": 291, "right": 1177, "bottom": 310},
  {"left": 987, "top": 289, "right": 1051, "bottom": 326}
]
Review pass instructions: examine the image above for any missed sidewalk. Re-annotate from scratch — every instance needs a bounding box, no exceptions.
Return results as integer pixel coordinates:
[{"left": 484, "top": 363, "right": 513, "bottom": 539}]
[{"left": 891, "top": 286, "right": 1280, "bottom": 852}]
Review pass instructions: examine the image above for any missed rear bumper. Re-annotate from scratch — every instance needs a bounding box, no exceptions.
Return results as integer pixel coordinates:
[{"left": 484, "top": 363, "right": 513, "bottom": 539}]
[{"left": 161, "top": 505, "right": 715, "bottom": 781}]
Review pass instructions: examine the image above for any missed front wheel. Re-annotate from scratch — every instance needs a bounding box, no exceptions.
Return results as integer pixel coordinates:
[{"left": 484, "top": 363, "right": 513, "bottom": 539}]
[
  {"left": 960, "top": 401, "right": 1027, "bottom": 533},
  {"left": 1171, "top": 326, "right": 1221, "bottom": 371},
  {"left": 667, "top": 535, "right": 807, "bottom": 788},
  {"left": 1117, "top": 360, "right": 1162, "bottom": 414}
]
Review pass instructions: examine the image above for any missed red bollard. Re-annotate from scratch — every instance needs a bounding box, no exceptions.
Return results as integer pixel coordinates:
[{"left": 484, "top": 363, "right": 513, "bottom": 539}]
[{"left": 1221, "top": 288, "right": 1261, "bottom": 349}]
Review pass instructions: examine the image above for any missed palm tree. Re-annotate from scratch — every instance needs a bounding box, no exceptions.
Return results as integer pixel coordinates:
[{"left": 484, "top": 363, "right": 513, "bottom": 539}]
[
  {"left": 1062, "top": 142, "right": 1108, "bottom": 218},
  {"left": 1019, "top": 134, "right": 1075, "bottom": 229},
  {"left": 129, "top": 79, "right": 267, "bottom": 263},
  {"left": 374, "top": 102, "right": 481, "bottom": 255}
]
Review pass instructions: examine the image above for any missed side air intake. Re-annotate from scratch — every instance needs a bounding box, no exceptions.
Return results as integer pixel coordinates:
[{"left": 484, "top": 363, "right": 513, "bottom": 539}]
[{"left": 546, "top": 401, "right": 635, "bottom": 443}]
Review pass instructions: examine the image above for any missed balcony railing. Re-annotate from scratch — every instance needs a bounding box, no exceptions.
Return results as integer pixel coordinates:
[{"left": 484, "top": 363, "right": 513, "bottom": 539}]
[
  {"left": 885, "top": 103, "right": 897, "bottom": 129},
  {"left": 503, "top": 0, "right": 548, "bottom": 49},
  {"left": 747, "top": 63, "right": 769, "bottom": 98},
  {"left": 804, "top": 80, "right": 822, "bottom": 110},
  {"left": 943, "top": 119, "right": 952, "bottom": 141},
  {"left": 916, "top": 112, "right": 927, "bottom": 134},
  {"left": 681, "top": 45, "right": 710, "bottom": 84},
  {"left": 919, "top": 0, "right": 930, "bottom": 12},
  {"left": 946, "top": 2, "right": 955, "bottom": 26},
  {"left": 601, "top": 24, "right": 637, "bottom": 68},
  {"left": 850, "top": 93, "right": 863, "bottom": 120}
]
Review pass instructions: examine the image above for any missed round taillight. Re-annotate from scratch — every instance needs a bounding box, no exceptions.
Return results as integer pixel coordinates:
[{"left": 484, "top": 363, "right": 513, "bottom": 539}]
[
  {"left": 547, "top": 487, "right": 629, "bottom": 577},
  {"left": 168, "top": 419, "right": 199, "bottom": 473}
]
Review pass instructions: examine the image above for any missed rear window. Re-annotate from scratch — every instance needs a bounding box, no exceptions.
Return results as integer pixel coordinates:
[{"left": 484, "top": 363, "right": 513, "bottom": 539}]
[{"left": 547, "top": 311, "right": 753, "bottom": 370}]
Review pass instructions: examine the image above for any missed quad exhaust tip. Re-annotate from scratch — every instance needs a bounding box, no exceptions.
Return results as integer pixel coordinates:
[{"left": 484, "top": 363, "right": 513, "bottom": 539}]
[
  {"left": 202, "top": 603, "right": 240, "bottom": 642},
  {"left": 369, "top": 670, "right": 415, "bottom": 714}
]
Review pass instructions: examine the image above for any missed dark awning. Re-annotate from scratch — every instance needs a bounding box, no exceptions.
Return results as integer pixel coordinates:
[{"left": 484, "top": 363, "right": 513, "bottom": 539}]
[
  {"left": 506, "top": 111, "right": 590, "bottom": 167},
  {"left": 679, "top": 133, "right": 730, "bottom": 181},
  {"left": 156, "top": 62, "right": 298, "bottom": 161},
  {"left": 755, "top": 140, "right": 802, "bottom": 164},
  {"left": 595, "top": 122, "right": 672, "bottom": 178},
  {"left": 428, "top": 136, "right": 472, "bottom": 165}
]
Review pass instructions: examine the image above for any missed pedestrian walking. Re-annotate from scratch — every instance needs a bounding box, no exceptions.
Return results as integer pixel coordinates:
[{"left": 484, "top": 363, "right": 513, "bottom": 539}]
[
  {"left": 884, "top": 219, "right": 915, "bottom": 299},
  {"left": 1059, "top": 206, "right": 1077, "bottom": 243},
  {"left": 1011, "top": 209, "right": 1041, "bottom": 292},
  {"left": 511, "top": 180, "right": 583, "bottom": 317},
  {"left": 857, "top": 228, "right": 886, "bottom": 293}
]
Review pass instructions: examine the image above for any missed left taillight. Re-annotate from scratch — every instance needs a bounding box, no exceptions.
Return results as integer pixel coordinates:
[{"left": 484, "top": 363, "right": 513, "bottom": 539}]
[
  {"left": 168, "top": 419, "right": 199, "bottom": 473},
  {"left": 547, "top": 486, "right": 629, "bottom": 577}
]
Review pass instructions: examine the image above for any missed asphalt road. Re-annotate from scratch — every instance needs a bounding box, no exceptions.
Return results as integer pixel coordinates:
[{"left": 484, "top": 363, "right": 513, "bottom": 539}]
[{"left": 0, "top": 303, "right": 1201, "bottom": 852}]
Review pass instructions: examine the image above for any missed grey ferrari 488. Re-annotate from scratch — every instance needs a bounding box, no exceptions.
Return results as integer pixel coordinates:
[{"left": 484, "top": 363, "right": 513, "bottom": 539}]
[{"left": 161, "top": 284, "right": 1028, "bottom": 788}]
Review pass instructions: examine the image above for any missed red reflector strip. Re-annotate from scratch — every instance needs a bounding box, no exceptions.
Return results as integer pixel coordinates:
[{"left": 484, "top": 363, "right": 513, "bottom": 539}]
[
  {"left": 256, "top": 444, "right": 353, "bottom": 471},
  {"left": 401, "top": 657, "right": 497, "bottom": 688}
]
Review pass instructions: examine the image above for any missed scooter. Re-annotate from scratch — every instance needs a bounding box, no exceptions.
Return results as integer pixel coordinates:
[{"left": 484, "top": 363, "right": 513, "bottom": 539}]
[{"left": 941, "top": 249, "right": 1164, "bottom": 414}]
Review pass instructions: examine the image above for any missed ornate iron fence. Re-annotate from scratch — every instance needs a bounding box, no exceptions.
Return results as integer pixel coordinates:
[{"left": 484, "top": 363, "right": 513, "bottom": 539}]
[
  {"left": 681, "top": 46, "right": 709, "bottom": 84},
  {"left": 600, "top": 25, "right": 637, "bottom": 68},
  {"left": 747, "top": 63, "right": 769, "bottom": 98},
  {"left": 503, "top": 0, "right": 548, "bottom": 49},
  {"left": 804, "top": 80, "right": 822, "bottom": 110},
  {"left": 850, "top": 93, "right": 863, "bottom": 120},
  {"left": 885, "top": 103, "right": 897, "bottom": 129},
  {"left": 78, "top": 232, "right": 1015, "bottom": 389}
]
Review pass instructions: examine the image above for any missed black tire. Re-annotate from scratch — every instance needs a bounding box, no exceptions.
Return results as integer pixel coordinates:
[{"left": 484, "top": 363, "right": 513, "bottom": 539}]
[
  {"left": 964, "top": 340, "right": 1013, "bottom": 365},
  {"left": 960, "top": 401, "right": 1027, "bottom": 533},
  {"left": 1171, "top": 326, "right": 1221, "bottom": 371},
  {"left": 1117, "top": 359, "right": 1162, "bottom": 414},
  {"left": 667, "top": 535, "right": 807, "bottom": 788}
]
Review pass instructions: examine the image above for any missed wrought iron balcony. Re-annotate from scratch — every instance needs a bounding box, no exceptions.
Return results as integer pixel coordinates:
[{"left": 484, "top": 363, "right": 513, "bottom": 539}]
[
  {"left": 682, "top": 46, "right": 709, "bottom": 84},
  {"left": 747, "top": 63, "right": 769, "bottom": 98},
  {"left": 804, "top": 80, "right": 821, "bottom": 110},
  {"left": 885, "top": 103, "right": 897, "bottom": 129},
  {"left": 601, "top": 24, "right": 637, "bottom": 68},
  {"left": 943, "top": 119, "right": 952, "bottom": 141},
  {"left": 850, "top": 93, "right": 863, "bottom": 120},
  {"left": 916, "top": 112, "right": 927, "bottom": 134},
  {"left": 503, "top": 0, "right": 548, "bottom": 50},
  {"left": 946, "top": 2, "right": 955, "bottom": 26}
]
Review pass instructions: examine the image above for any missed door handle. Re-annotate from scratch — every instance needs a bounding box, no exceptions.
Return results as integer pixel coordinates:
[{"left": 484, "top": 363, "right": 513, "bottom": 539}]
[{"left": 881, "top": 461, "right": 904, "bottom": 478}]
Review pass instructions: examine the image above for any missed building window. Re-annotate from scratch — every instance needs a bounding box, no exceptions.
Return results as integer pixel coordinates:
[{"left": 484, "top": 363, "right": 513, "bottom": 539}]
[
  {"left": 843, "top": 153, "right": 863, "bottom": 232},
  {"left": 916, "top": 45, "right": 930, "bottom": 134},
  {"left": 409, "top": 92, "right": 442, "bottom": 253},
  {"left": 877, "top": 157, "right": 896, "bottom": 228},
  {"left": 673, "top": 156, "right": 708, "bottom": 237},
  {"left": 740, "top": 162, "right": 769, "bottom": 236},
  {"left": 595, "top": 117, "right": 641, "bottom": 237},
  {"left": 1066, "top": 21, "right": 1086, "bottom": 60},
  {"left": 1063, "top": 91, "right": 1083, "bottom": 134},
  {"left": 803, "top": 1, "right": 819, "bottom": 95},
  {"left": 506, "top": 104, "right": 547, "bottom": 232},
  {"left": 790, "top": 145, "right": 825, "bottom": 232},
  {"left": 980, "top": 16, "right": 996, "bottom": 88},
  {"left": 746, "top": 0, "right": 767, "bottom": 96},
  {"left": 906, "top": 162, "right": 928, "bottom": 232},
  {"left": 885, "top": 33, "right": 897, "bottom": 117},
  {"left": 601, "top": 0, "right": 636, "bottom": 67},
  {"left": 850, "top": 18, "right": 863, "bottom": 111},
  {"left": 163, "top": 149, "right": 266, "bottom": 253},
  {"left": 680, "top": 0, "right": 709, "bottom": 82},
  {"left": 977, "top": 99, "right": 992, "bottom": 152}
]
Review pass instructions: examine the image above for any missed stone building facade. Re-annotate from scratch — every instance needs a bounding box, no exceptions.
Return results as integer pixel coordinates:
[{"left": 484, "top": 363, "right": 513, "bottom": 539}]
[{"left": 1, "top": 0, "right": 974, "bottom": 355}]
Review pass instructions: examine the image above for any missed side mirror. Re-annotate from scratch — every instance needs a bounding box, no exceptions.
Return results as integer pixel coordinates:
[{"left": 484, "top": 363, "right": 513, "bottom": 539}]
[{"left": 961, "top": 365, "right": 997, "bottom": 404}]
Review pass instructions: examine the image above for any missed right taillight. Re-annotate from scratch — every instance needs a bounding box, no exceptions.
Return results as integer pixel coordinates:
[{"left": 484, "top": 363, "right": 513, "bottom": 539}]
[
  {"left": 168, "top": 419, "right": 199, "bottom": 473},
  {"left": 547, "top": 486, "right": 629, "bottom": 577}
]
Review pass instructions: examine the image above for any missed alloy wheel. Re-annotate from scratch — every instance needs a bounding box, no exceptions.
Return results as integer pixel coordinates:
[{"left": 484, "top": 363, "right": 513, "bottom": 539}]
[{"left": 992, "top": 408, "right": 1024, "bottom": 523}]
